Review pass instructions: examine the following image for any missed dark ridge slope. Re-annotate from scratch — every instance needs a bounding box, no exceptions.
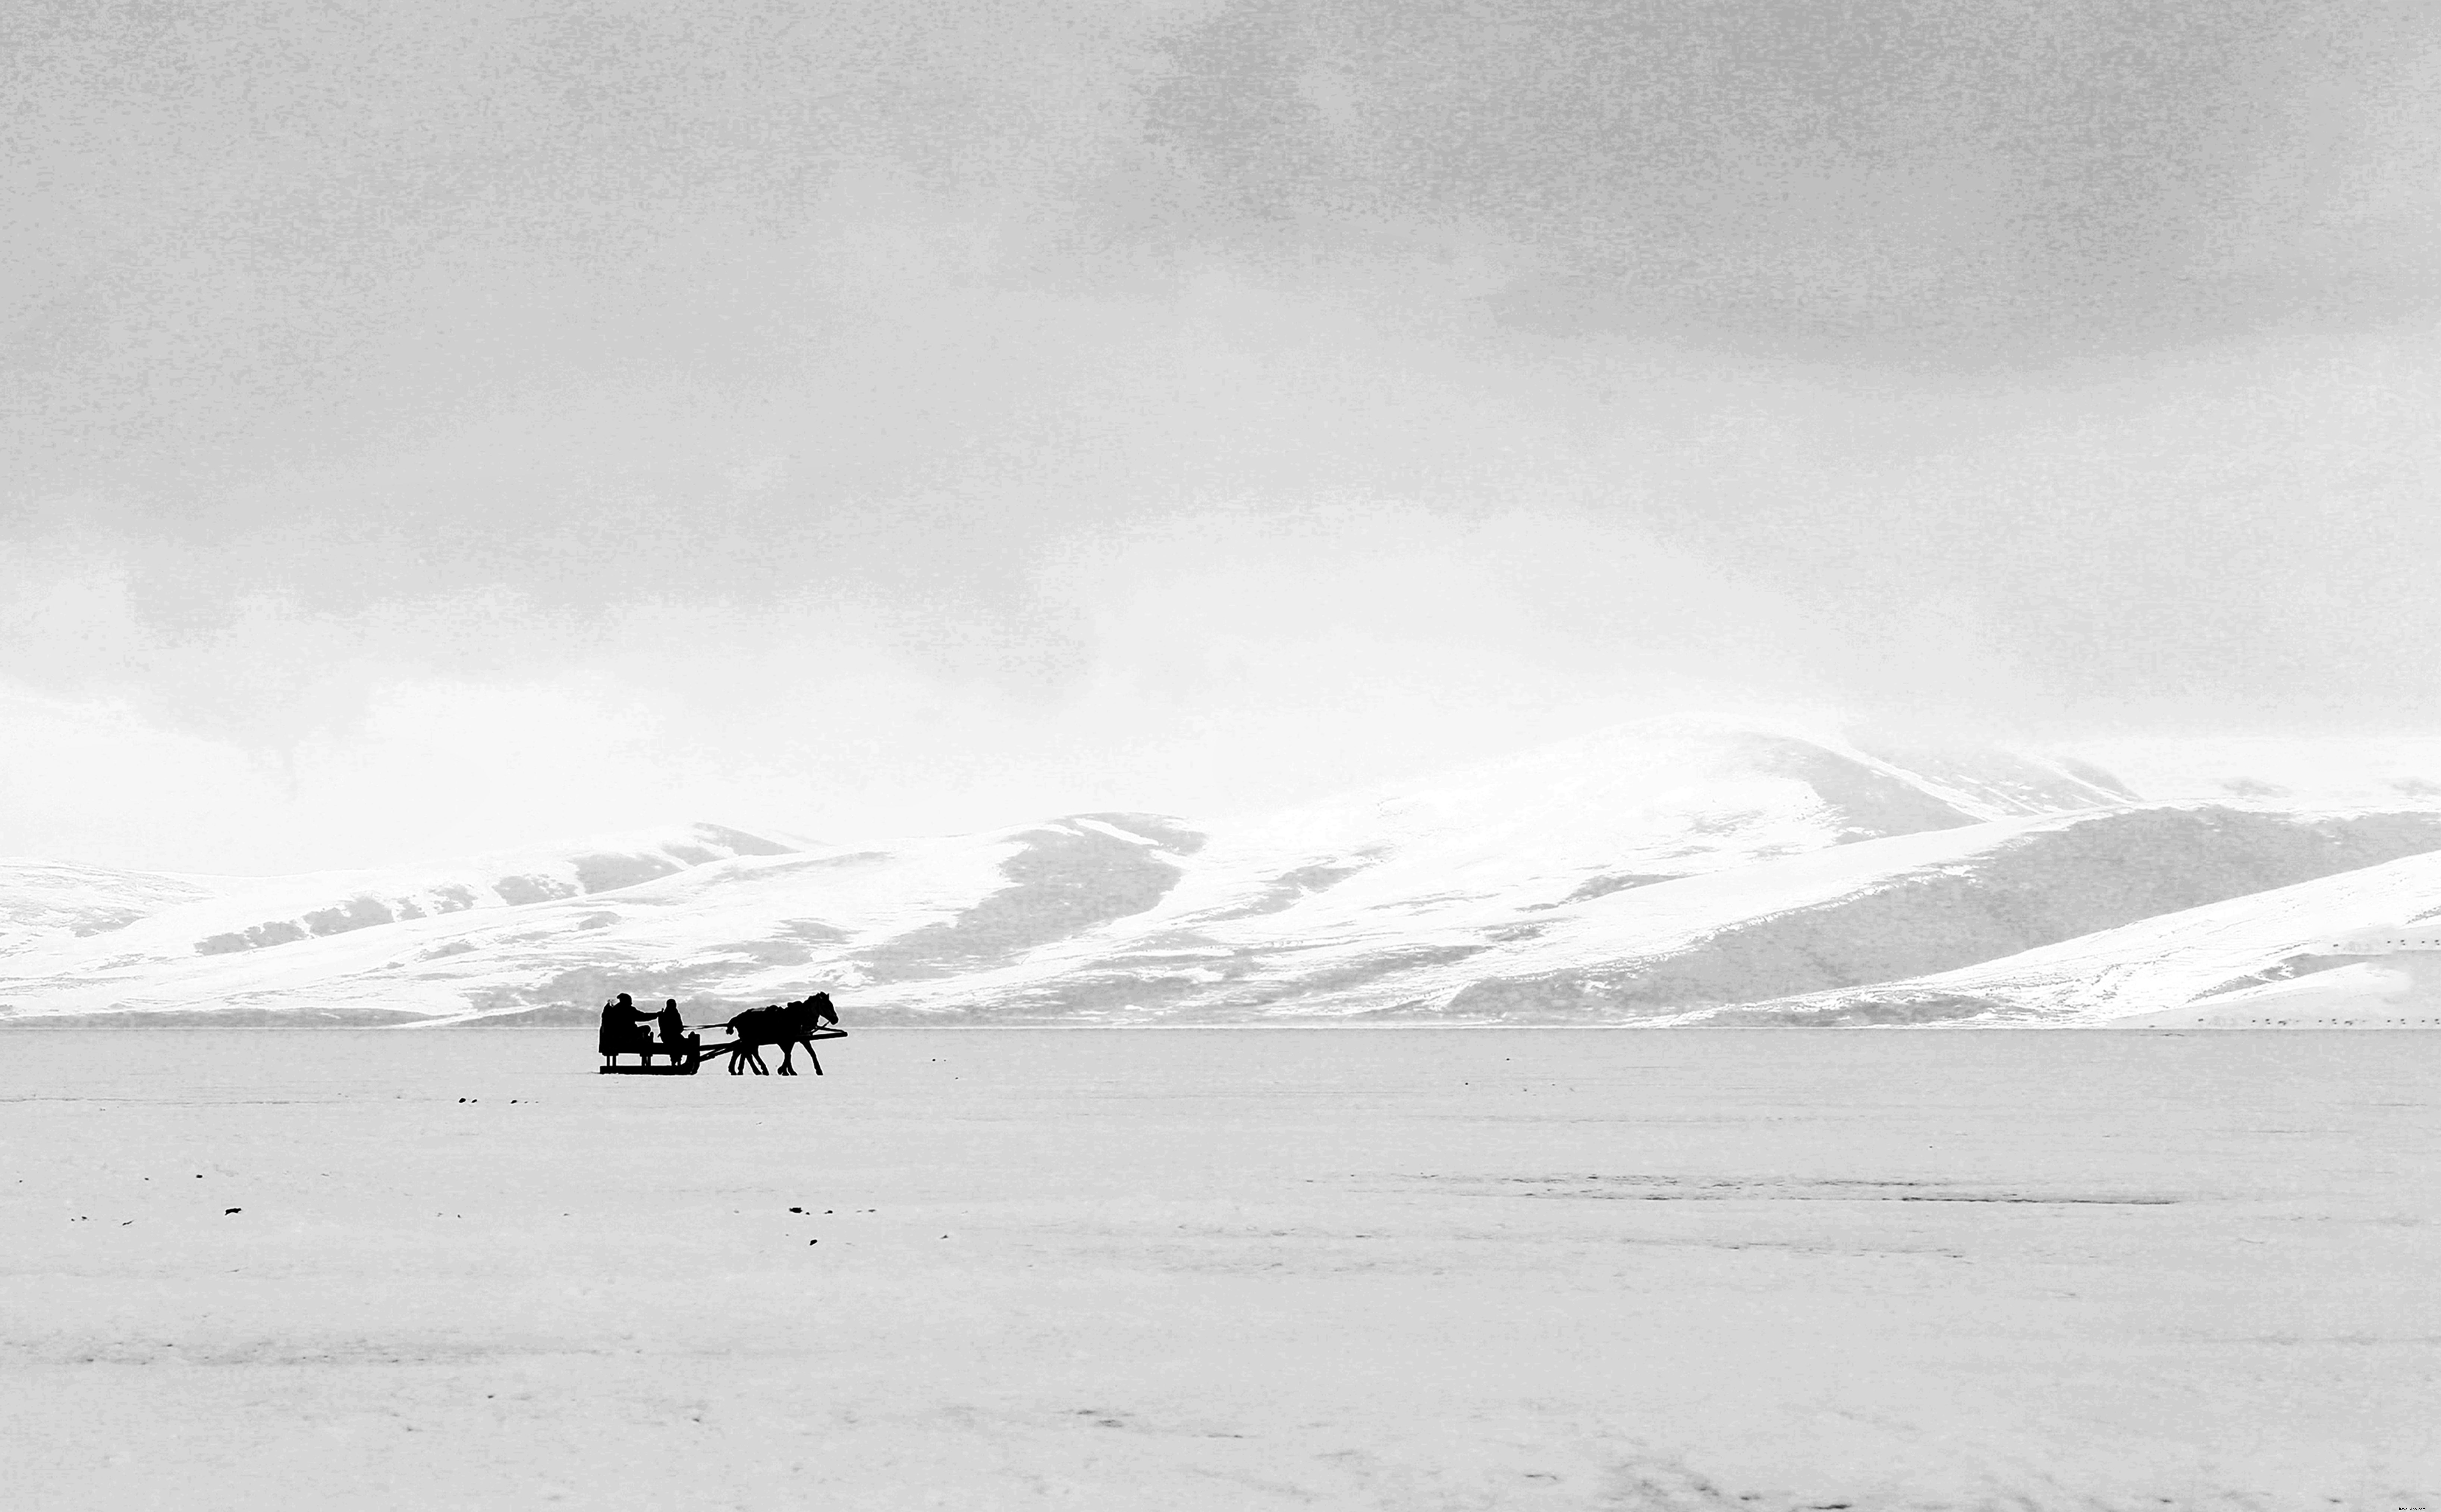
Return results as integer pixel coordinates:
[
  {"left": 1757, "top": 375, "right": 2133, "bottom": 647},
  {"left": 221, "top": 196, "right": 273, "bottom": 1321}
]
[
  {"left": 1444, "top": 808, "right": 2441, "bottom": 1020},
  {"left": 855, "top": 818, "right": 1198, "bottom": 983},
  {"left": 1733, "top": 735, "right": 1982, "bottom": 841}
]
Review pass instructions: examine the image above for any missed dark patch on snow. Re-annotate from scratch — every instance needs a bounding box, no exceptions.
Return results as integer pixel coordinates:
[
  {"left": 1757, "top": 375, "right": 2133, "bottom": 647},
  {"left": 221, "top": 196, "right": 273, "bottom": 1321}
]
[
  {"left": 1195, "top": 858, "right": 1380, "bottom": 921},
  {"left": 491, "top": 873, "right": 579, "bottom": 906},
  {"left": 688, "top": 824, "right": 799, "bottom": 857},
  {"left": 714, "top": 851, "right": 893, "bottom": 879},
  {"left": 303, "top": 896, "right": 394, "bottom": 938},
  {"left": 2057, "top": 757, "right": 2140, "bottom": 801},
  {"left": 570, "top": 852, "right": 682, "bottom": 894},
  {"left": 66, "top": 909, "right": 151, "bottom": 937},
  {"left": 1846, "top": 738, "right": 2135, "bottom": 815},
  {"left": 2194, "top": 952, "right": 2359, "bottom": 999},
  {"left": 1554, "top": 873, "right": 1681, "bottom": 905},
  {"left": 1730, "top": 734, "right": 1983, "bottom": 841},
  {"left": 854, "top": 822, "right": 1187, "bottom": 982},
  {"left": 1482, "top": 922, "right": 1549, "bottom": 943},
  {"left": 193, "top": 919, "right": 308, "bottom": 955},
  {"left": 1104, "top": 949, "right": 1245, "bottom": 971},
  {"left": 429, "top": 885, "right": 479, "bottom": 913},
  {"left": 1278, "top": 860, "right": 1374, "bottom": 893},
  {"left": 781, "top": 920, "right": 851, "bottom": 944},
  {"left": 1368, "top": 891, "right": 1477, "bottom": 913}
]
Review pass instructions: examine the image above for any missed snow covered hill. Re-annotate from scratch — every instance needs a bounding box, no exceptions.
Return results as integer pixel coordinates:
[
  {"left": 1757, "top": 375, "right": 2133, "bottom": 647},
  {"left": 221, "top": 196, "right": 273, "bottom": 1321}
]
[
  {"left": 2055, "top": 734, "right": 2441, "bottom": 810},
  {"left": 0, "top": 815, "right": 1197, "bottom": 1024},
  {"left": 10, "top": 716, "right": 2441, "bottom": 1026},
  {"left": 1719, "top": 847, "right": 2441, "bottom": 1027},
  {"left": 0, "top": 821, "right": 802, "bottom": 976},
  {"left": 929, "top": 804, "right": 2441, "bottom": 1024},
  {"left": 0, "top": 861, "right": 241, "bottom": 949}
]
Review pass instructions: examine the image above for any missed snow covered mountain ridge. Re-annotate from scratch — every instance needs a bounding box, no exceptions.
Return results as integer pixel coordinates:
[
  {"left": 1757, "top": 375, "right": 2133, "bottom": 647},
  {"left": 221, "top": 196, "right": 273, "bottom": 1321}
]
[{"left": 10, "top": 717, "right": 2441, "bottom": 1027}]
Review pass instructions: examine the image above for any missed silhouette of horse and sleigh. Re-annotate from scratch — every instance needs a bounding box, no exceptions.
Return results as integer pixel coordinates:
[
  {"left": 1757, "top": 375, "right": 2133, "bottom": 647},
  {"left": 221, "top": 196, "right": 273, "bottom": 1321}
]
[{"left": 597, "top": 992, "right": 843, "bottom": 1077}]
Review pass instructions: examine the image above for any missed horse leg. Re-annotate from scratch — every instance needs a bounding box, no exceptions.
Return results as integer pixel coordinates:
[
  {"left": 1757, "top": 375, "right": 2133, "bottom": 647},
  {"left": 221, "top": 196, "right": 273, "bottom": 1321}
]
[
  {"left": 776, "top": 1042, "right": 796, "bottom": 1075},
  {"left": 747, "top": 1043, "right": 770, "bottom": 1075},
  {"left": 804, "top": 1042, "right": 824, "bottom": 1076}
]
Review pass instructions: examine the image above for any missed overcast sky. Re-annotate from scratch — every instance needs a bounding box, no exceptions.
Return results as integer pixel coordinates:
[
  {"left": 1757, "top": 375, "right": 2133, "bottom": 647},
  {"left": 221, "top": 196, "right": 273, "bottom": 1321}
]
[{"left": 6, "top": 1, "right": 2439, "bottom": 873}]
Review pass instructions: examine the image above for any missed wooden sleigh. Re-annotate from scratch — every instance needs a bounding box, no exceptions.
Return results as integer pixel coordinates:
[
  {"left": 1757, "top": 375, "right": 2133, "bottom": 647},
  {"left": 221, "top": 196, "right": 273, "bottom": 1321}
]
[{"left": 597, "top": 1024, "right": 702, "bottom": 1075}]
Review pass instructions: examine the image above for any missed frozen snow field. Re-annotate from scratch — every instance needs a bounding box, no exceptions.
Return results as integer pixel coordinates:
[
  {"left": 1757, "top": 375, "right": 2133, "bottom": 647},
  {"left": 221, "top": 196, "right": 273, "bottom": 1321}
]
[{"left": 4, "top": 1029, "right": 2437, "bottom": 1510}]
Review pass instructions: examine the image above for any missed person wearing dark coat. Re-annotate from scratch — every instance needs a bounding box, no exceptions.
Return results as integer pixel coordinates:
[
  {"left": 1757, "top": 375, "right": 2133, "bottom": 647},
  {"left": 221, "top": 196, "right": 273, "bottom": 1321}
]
[{"left": 598, "top": 992, "right": 651, "bottom": 1056}]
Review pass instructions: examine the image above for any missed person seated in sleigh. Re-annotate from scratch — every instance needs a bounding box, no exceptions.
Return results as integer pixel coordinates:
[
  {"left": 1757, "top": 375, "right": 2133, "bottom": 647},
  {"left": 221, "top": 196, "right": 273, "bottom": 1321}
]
[
  {"left": 597, "top": 992, "right": 658, "bottom": 1058},
  {"left": 654, "top": 999, "right": 698, "bottom": 1060}
]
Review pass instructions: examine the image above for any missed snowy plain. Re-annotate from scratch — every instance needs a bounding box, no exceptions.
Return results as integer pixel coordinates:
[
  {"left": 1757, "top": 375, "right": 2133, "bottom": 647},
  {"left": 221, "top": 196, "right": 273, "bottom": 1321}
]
[{"left": 5, "top": 1027, "right": 2437, "bottom": 1509}]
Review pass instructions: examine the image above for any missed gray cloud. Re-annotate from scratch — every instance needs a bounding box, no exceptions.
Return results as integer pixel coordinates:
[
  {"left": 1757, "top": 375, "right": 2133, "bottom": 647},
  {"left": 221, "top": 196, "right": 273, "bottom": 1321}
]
[
  {"left": 2, "top": 0, "right": 2438, "bottom": 866},
  {"left": 1125, "top": 0, "right": 2441, "bottom": 357}
]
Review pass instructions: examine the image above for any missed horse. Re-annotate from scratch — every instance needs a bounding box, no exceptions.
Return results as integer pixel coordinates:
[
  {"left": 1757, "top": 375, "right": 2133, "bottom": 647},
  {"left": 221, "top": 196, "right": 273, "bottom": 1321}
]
[{"left": 713, "top": 992, "right": 839, "bottom": 1075}]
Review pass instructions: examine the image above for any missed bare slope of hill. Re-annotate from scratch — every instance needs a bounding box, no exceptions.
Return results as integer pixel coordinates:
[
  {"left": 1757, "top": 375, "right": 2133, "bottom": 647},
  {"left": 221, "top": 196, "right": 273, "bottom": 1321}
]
[{"left": 1716, "top": 848, "right": 2441, "bottom": 1027}]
